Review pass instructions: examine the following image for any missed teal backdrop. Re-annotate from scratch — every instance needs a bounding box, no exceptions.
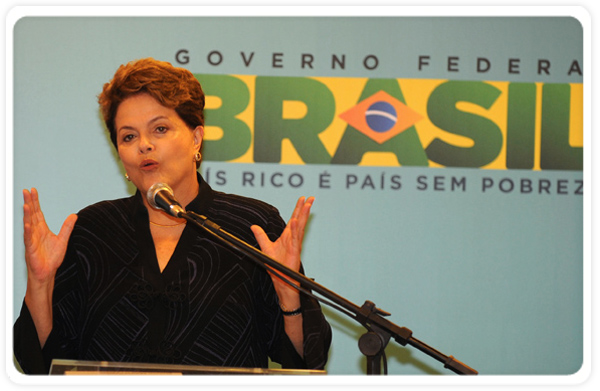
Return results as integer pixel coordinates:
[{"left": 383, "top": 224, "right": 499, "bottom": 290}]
[{"left": 9, "top": 13, "right": 586, "bottom": 377}]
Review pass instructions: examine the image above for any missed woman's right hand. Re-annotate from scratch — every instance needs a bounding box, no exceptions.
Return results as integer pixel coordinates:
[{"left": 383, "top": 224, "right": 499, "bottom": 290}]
[
  {"left": 23, "top": 188, "right": 78, "bottom": 286},
  {"left": 23, "top": 188, "right": 78, "bottom": 346}
]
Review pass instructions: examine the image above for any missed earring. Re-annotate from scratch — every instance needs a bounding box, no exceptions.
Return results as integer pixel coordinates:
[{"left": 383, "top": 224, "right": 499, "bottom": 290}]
[
  {"left": 125, "top": 173, "right": 131, "bottom": 181},
  {"left": 194, "top": 152, "right": 202, "bottom": 162}
]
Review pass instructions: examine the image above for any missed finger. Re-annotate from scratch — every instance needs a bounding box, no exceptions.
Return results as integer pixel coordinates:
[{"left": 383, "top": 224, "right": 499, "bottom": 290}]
[
  {"left": 22, "top": 202, "right": 42, "bottom": 259},
  {"left": 294, "top": 196, "right": 314, "bottom": 241},
  {"left": 29, "top": 188, "right": 42, "bottom": 226},
  {"left": 297, "top": 196, "right": 314, "bottom": 224},
  {"left": 288, "top": 196, "right": 311, "bottom": 233},
  {"left": 250, "top": 224, "right": 272, "bottom": 251},
  {"left": 290, "top": 196, "right": 306, "bottom": 221},
  {"left": 23, "top": 189, "right": 31, "bottom": 223},
  {"left": 30, "top": 188, "right": 51, "bottom": 231},
  {"left": 57, "top": 214, "right": 78, "bottom": 244},
  {"left": 23, "top": 190, "right": 38, "bottom": 248},
  {"left": 23, "top": 189, "right": 33, "bottom": 225},
  {"left": 23, "top": 204, "right": 33, "bottom": 248},
  {"left": 23, "top": 189, "right": 43, "bottom": 251},
  {"left": 30, "top": 188, "right": 40, "bottom": 213},
  {"left": 23, "top": 188, "right": 32, "bottom": 204},
  {"left": 287, "top": 217, "right": 303, "bottom": 246}
]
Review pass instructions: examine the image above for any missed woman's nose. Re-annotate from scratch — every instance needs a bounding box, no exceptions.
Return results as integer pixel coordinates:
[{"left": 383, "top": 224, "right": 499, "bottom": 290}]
[{"left": 138, "top": 135, "right": 154, "bottom": 153}]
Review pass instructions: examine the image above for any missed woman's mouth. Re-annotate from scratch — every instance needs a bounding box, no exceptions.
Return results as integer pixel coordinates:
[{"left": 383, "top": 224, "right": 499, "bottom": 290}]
[{"left": 140, "top": 159, "right": 158, "bottom": 170}]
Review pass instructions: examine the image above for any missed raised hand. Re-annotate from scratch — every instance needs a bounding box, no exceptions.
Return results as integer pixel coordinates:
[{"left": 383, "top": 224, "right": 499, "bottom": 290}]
[
  {"left": 23, "top": 188, "right": 78, "bottom": 285},
  {"left": 251, "top": 196, "right": 314, "bottom": 356},
  {"left": 250, "top": 196, "right": 314, "bottom": 303},
  {"left": 22, "top": 188, "right": 77, "bottom": 346}
]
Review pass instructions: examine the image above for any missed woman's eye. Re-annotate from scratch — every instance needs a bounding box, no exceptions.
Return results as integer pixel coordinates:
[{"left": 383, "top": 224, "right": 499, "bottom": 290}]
[
  {"left": 155, "top": 126, "right": 168, "bottom": 134},
  {"left": 122, "top": 134, "right": 135, "bottom": 142}
]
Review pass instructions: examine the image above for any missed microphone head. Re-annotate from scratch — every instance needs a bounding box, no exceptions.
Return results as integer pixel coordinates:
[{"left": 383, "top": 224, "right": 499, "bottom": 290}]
[{"left": 147, "top": 182, "right": 174, "bottom": 210}]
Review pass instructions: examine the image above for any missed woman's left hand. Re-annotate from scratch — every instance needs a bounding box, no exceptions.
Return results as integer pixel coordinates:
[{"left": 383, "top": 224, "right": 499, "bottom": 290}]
[{"left": 251, "top": 196, "right": 314, "bottom": 304}]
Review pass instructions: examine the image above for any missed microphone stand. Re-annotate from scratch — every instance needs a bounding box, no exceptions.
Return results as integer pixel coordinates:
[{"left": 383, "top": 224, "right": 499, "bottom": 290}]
[{"left": 179, "top": 210, "right": 478, "bottom": 375}]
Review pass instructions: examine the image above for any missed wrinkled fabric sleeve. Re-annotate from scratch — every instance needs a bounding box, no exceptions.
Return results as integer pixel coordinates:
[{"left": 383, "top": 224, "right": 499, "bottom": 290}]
[
  {"left": 297, "top": 280, "right": 332, "bottom": 370},
  {"left": 266, "top": 268, "right": 332, "bottom": 370},
  {"left": 13, "top": 229, "right": 86, "bottom": 375},
  {"left": 13, "top": 303, "right": 47, "bottom": 374},
  {"left": 257, "top": 207, "right": 332, "bottom": 370}
]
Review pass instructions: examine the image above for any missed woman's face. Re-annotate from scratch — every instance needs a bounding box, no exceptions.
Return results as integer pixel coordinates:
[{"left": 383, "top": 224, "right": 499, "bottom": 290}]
[{"left": 115, "top": 93, "right": 203, "bottom": 203}]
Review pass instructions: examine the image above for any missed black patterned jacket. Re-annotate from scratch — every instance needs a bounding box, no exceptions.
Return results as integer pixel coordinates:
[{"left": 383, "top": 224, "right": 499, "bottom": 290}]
[{"left": 14, "top": 175, "right": 331, "bottom": 374}]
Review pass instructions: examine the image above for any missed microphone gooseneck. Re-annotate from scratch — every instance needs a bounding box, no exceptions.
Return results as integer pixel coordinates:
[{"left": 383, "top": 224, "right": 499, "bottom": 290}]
[{"left": 145, "top": 184, "right": 477, "bottom": 375}]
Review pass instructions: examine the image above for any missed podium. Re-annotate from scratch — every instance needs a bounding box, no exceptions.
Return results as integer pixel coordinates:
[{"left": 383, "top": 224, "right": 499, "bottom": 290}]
[{"left": 49, "top": 359, "right": 326, "bottom": 375}]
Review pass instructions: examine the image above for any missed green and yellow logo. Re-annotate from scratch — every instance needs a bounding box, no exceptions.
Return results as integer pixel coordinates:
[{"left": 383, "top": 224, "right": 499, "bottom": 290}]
[{"left": 199, "top": 75, "right": 583, "bottom": 171}]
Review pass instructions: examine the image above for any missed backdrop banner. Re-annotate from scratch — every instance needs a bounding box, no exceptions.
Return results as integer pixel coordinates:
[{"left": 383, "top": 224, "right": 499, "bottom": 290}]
[{"left": 10, "top": 12, "right": 585, "bottom": 376}]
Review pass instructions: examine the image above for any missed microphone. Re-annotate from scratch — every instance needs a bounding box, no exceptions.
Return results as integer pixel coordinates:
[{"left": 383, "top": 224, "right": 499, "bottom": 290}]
[{"left": 146, "top": 183, "right": 185, "bottom": 218}]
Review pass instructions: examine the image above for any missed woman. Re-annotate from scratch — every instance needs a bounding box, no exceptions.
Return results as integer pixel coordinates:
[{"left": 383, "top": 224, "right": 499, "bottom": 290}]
[{"left": 14, "top": 58, "right": 331, "bottom": 374}]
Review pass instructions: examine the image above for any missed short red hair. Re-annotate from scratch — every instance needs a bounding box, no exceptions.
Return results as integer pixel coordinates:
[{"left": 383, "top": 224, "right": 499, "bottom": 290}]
[{"left": 98, "top": 58, "right": 205, "bottom": 149}]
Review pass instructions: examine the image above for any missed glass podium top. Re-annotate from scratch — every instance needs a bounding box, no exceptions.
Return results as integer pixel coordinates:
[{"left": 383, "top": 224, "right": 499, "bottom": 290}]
[{"left": 50, "top": 359, "right": 326, "bottom": 376}]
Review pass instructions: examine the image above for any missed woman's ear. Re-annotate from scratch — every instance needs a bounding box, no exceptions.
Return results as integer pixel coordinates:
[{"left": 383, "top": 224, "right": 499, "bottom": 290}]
[{"left": 193, "top": 126, "right": 204, "bottom": 151}]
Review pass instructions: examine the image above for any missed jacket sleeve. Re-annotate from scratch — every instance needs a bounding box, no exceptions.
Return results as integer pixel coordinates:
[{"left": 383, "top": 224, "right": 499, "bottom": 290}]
[
  {"left": 259, "top": 207, "right": 332, "bottom": 370},
  {"left": 13, "top": 226, "right": 87, "bottom": 375},
  {"left": 298, "top": 278, "right": 332, "bottom": 370},
  {"left": 13, "top": 303, "right": 47, "bottom": 374}
]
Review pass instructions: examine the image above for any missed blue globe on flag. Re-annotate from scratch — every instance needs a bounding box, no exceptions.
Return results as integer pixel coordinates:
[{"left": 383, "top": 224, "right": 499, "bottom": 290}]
[
  {"left": 339, "top": 90, "right": 423, "bottom": 144},
  {"left": 365, "top": 101, "right": 397, "bottom": 133}
]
